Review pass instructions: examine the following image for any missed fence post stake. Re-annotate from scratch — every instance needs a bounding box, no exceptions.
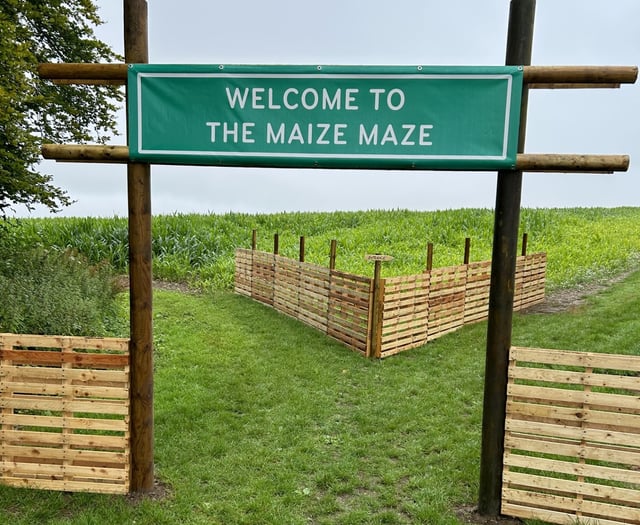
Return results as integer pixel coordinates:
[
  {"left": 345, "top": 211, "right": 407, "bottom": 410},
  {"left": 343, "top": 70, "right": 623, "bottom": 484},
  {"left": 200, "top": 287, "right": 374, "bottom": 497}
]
[
  {"left": 273, "top": 233, "right": 279, "bottom": 255},
  {"left": 367, "top": 260, "right": 384, "bottom": 358},
  {"left": 365, "top": 255, "right": 392, "bottom": 358},
  {"left": 251, "top": 229, "right": 257, "bottom": 251},
  {"left": 464, "top": 237, "right": 471, "bottom": 265},
  {"left": 521, "top": 232, "right": 528, "bottom": 256},
  {"left": 426, "top": 242, "right": 433, "bottom": 272},
  {"left": 299, "top": 236, "right": 305, "bottom": 262},
  {"left": 329, "top": 240, "right": 337, "bottom": 271}
]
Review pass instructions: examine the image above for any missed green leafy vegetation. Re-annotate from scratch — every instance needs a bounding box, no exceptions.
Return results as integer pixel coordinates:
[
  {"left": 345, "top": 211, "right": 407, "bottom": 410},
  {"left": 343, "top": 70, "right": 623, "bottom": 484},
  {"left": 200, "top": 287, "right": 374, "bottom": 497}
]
[
  {"left": 14, "top": 207, "right": 640, "bottom": 291},
  {"left": 0, "top": 226, "right": 125, "bottom": 336},
  {"left": 0, "top": 1, "right": 122, "bottom": 217}
]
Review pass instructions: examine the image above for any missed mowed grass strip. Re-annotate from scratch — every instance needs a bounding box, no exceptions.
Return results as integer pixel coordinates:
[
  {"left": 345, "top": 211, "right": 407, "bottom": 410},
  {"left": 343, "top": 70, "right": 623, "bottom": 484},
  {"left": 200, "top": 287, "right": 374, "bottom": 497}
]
[{"left": 3, "top": 269, "right": 640, "bottom": 524}]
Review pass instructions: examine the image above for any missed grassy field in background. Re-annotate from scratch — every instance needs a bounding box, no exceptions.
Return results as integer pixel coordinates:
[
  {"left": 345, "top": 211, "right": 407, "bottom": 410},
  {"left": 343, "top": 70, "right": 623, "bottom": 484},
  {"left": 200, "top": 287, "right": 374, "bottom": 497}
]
[
  {"left": 1, "top": 268, "right": 639, "bottom": 524},
  {"left": 12, "top": 207, "right": 640, "bottom": 291}
]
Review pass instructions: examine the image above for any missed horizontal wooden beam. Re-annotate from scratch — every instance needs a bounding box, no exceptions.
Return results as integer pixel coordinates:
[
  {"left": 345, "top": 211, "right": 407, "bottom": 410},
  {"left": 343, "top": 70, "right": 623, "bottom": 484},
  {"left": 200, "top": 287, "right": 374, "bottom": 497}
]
[
  {"left": 527, "top": 82, "right": 621, "bottom": 90},
  {"left": 37, "top": 63, "right": 638, "bottom": 88},
  {"left": 51, "top": 79, "right": 125, "bottom": 86},
  {"left": 38, "top": 63, "right": 128, "bottom": 81},
  {"left": 523, "top": 65, "right": 637, "bottom": 86},
  {"left": 41, "top": 144, "right": 630, "bottom": 173},
  {"left": 516, "top": 153, "right": 629, "bottom": 173},
  {"left": 41, "top": 144, "right": 130, "bottom": 162}
]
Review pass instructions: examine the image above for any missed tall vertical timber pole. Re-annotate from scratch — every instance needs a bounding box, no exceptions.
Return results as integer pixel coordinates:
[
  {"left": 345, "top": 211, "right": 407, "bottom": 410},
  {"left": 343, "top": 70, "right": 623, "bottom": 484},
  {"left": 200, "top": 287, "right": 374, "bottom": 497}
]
[
  {"left": 124, "top": 0, "right": 154, "bottom": 493},
  {"left": 478, "top": 0, "right": 535, "bottom": 516}
]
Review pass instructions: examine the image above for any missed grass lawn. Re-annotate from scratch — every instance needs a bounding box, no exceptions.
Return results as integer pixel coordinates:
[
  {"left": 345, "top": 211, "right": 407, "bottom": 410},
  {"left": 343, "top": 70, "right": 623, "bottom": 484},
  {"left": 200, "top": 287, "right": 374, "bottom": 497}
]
[{"left": 1, "top": 269, "right": 639, "bottom": 524}]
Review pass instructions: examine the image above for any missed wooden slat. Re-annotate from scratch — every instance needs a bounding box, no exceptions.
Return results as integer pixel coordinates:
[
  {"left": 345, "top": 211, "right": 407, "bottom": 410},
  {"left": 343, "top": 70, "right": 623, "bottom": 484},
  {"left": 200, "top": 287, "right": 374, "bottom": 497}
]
[
  {"left": 508, "top": 382, "right": 640, "bottom": 412},
  {"left": 509, "top": 366, "right": 640, "bottom": 392},
  {"left": 3, "top": 445, "right": 127, "bottom": 465},
  {"left": 505, "top": 434, "right": 640, "bottom": 467},
  {"left": 506, "top": 417, "right": 640, "bottom": 448},
  {"left": 1, "top": 477, "right": 128, "bottom": 494},
  {"left": 1, "top": 365, "right": 127, "bottom": 383},
  {"left": 504, "top": 470, "right": 640, "bottom": 505},
  {"left": 3, "top": 460, "right": 127, "bottom": 478},
  {"left": 3, "top": 396, "right": 129, "bottom": 415},
  {"left": 2, "top": 429, "right": 128, "bottom": 450},
  {"left": 3, "top": 413, "right": 127, "bottom": 432},
  {"left": 502, "top": 502, "right": 630, "bottom": 525},
  {"left": 503, "top": 488, "right": 640, "bottom": 522},
  {"left": 507, "top": 400, "right": 640, "bottom": 430},
  {"left": 511, "top": 346, "right": 640, "bottom": 372},
  {"left": 504, "top": 453, "right": 640, "bottom": 486}
]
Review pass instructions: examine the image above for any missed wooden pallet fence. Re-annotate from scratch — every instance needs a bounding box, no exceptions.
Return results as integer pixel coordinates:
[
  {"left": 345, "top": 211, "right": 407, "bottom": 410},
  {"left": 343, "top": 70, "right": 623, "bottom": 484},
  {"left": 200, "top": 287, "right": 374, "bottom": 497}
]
[
  {"left": 514, "top": 252, "right": 547, "bottom": 311},
  {"left": 235, "top": 248, "right": 546, "bottom": 358},
  {"left": 426, "top": 264, "right": 468, "bottom": 342},
  {"left": 380, "top": 273, "right": 431, "bottom": 357},
  {"left": 234, "top": 248, "right": 253, "bottom": 297},
  {"left": 464, "top": 260, "right": 492, "bottom": 324},
  {"left": 252, "top": 249, "right": 276, "bottom": 306},
  {"left": 327, "top": 270, "right": 371, "bottom": 355},
  {"left": 0, "top": 334, "right": 131, "bottom": 494},
  {"left": 502, "top": 346, "right": 640, "bottom": 525}
]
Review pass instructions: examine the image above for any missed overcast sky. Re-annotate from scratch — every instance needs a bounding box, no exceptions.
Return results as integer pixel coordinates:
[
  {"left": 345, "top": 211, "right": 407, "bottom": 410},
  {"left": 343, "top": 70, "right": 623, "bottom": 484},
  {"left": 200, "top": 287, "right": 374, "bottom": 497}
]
[{"left": 15, "top": 0, "right": 640, "bottom": 218}]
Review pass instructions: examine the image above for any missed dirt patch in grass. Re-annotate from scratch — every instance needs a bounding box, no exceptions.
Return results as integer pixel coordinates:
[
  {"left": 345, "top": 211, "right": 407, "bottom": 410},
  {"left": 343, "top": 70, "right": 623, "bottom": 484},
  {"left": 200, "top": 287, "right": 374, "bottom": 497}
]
[
  {"left": 126, "top": 478, "right": 172, "bottom": 504},
  {"left": 524, "top": 266, "right": 639, "bottom": 314},
  {"left": 455, "top": 505, "right": 523, "bottom": 524},
  {"left": 115, "top": 275, "right": 195, "bottom": 294}
]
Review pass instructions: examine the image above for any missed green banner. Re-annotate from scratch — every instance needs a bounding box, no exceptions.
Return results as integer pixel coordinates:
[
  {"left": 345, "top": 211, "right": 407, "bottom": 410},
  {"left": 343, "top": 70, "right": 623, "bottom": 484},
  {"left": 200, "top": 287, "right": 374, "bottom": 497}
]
[{"left": 127, "top": 64, "right": 523, "bottom": 170}]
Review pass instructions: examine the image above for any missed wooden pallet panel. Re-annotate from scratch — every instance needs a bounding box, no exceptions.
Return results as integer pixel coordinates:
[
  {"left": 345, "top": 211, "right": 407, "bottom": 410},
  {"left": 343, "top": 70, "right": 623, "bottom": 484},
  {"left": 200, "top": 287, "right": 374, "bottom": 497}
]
[
  {"left": 251, "top": 251, "right": 275, "bottom": 305},
  {"left": 273, "top": 256, "right": 301, "bottom": 319},
  {"left": 0, "top": 334, "right": 130, "bottom": 495},
  {"left": 297, "top": 264, "right": 330, "bottom": 332},
  {"left": 427, "top": 265, "right": 467, "bottom": 341},
  {"left": 518, "top": 252, "right": 547, "bottom": 310},
  {"left": 380, "top": 273, "right": 430, "bottom": 357},
  {"left": 327, "top": 272, "right": 371, "bottom": 353},
  {"left": 502, "top": 346, "right": 640, "bottom": 525},
  {"left": 464, "top": 261, "right": 491, "bottom": 323},
  {"left": 234, "top": 248, "right": 253, "bottom": 297}
]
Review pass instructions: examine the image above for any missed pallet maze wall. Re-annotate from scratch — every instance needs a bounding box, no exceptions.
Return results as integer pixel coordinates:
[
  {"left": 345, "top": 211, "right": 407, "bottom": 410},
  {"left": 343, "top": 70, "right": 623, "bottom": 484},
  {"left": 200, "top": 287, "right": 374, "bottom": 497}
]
[
  {"left": 235, "top": 248, "right": 546, "bottom": 357},
  {"left": 0, "top": 334, "right": 130, "bottom": 494},
  {"left": 503, "top": 346, "right": 640, "bottom": 525}
]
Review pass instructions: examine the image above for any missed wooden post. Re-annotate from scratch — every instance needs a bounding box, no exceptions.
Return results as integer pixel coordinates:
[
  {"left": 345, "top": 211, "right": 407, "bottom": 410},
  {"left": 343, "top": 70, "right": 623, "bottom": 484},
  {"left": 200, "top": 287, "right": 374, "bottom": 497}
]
[
  {"left": 479, "top": 0, "right": 535, "bottom": 516},
  {"left": 251, "top": 229, "right": 257, "bottom": 251},
  {"left": 124, "top": 0, "right": 154, "bottom": 494},
  {"left": 367, "top": 259, "right": 385, "bottom": 358},
  {"left": 273, "top": 233, "right": 279, "bottom": 255},
  {"left": 426, "top": 242, "right": 433, "bottom": 272},
  {"left": 299, "top": 236, "right": 305, "bottom": 262},
  {"left": 521, "top": 232, "right": 528, "bottom": 256},
  {"left": 329, "top": 240, "right": 337, "bottom": 271},
  {"left": 464, "top": 237, "right": 471, "bottom": 265}
]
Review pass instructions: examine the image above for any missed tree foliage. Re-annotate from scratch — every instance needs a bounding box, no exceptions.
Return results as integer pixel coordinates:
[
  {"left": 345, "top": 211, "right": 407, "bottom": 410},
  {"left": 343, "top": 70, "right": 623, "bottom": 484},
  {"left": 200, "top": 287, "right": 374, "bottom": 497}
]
[{"left": 0, "top": 0, "right": 124, "bottom": 217}]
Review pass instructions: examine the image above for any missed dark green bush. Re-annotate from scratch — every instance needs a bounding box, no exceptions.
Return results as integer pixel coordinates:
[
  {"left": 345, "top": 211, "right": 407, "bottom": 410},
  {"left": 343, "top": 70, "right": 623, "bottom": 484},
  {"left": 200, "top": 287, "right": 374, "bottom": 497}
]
[{"left": 0, "top": 226, "right": 125, "bottom": 336}]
